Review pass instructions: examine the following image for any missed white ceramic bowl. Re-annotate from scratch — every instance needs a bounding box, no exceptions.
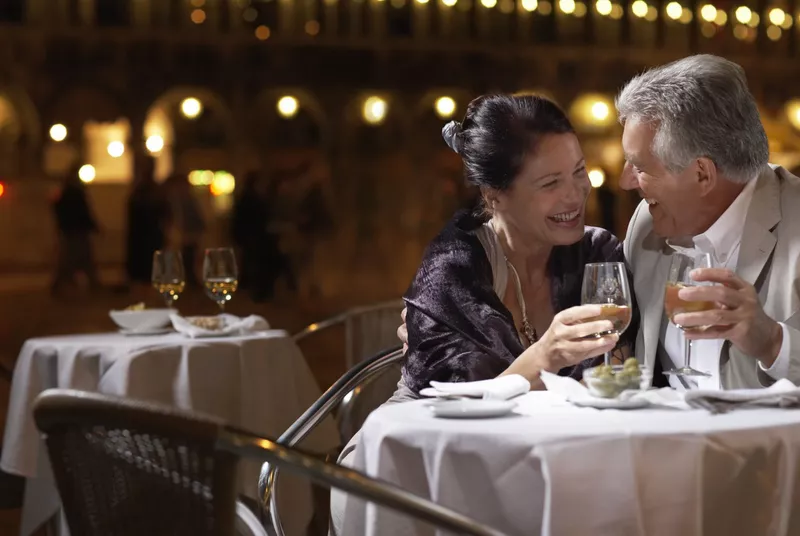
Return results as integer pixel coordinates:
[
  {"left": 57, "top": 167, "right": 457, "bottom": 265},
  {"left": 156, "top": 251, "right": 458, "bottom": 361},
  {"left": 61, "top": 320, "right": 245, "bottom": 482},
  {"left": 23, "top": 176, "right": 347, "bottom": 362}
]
[{"left": 109, "top": 309, "right": 173, "bottom": 332}]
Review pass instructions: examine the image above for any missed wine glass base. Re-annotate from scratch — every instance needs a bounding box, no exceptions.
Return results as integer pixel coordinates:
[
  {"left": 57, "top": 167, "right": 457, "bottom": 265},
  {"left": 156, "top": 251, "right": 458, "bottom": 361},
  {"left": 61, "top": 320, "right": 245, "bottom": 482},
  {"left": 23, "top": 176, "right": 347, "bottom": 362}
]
[{"left": 663, "top": 367, "right": 711, "bottom": 377}]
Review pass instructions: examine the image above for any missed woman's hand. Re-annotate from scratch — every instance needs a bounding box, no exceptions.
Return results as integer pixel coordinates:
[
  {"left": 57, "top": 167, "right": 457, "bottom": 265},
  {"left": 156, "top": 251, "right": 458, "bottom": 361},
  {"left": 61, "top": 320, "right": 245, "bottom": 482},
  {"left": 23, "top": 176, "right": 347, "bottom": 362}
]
[{"left": 504, "top": 305, "right": 619, "bottom": 387}]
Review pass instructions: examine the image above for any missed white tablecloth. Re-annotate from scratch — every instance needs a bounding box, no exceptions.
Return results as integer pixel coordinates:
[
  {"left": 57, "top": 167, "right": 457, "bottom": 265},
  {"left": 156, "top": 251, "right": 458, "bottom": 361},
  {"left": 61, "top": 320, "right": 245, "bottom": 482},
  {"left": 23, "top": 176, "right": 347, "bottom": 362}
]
[
  {"left": 342, "top": 392, "right": 800, "bottom": 536},
  {"left": 2, "top": 330, "right": 338, "bottom": 536}
]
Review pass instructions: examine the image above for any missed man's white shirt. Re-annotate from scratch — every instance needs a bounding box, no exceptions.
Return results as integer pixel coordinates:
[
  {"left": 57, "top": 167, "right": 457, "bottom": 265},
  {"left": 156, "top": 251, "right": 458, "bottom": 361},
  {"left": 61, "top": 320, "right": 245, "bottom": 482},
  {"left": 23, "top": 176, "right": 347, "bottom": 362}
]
[{"left": 662, "top": 177, "right": 792, "bottom": 390}]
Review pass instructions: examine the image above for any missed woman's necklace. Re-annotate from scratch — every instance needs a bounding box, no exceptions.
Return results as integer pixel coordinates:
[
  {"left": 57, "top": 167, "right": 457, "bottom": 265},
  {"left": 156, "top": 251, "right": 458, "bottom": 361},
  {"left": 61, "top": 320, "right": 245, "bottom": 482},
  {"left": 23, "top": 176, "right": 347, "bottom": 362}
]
[
  {"left": 490, "top": 220, "right": 546, "bottom": 347},
  {"left": 505, "top": 257, "right": 545, "bottom": 347}
]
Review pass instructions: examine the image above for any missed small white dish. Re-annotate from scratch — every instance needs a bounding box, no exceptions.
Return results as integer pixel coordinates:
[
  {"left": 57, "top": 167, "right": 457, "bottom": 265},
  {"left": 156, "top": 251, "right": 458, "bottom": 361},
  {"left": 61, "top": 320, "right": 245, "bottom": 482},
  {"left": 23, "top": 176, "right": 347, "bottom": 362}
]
[
  {"left": 119, "top": 328, "right": 173, "bottom": 336},
  {"left": 568, "top": 396, "right": 649, "bottom": 410},
  {"left": 110, "top": 309, "right": 173, "bottom": 331},
  {"left": 428, "top": 399, "right": 517, "bottom": 419}
]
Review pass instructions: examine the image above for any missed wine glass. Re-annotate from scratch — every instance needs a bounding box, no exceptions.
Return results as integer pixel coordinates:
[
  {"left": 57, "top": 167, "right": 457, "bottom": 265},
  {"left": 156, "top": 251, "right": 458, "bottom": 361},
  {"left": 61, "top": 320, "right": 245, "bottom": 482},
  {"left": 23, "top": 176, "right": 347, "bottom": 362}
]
[
  {"left": 203, "top": 247, "right": 238, "bottom": 312},
  {"left": 580, "top": 262, "right": 633, "bottom": 366},
  {"left": 151, "top": 250, "right": 186, "bottom": 308},
  {"left": 663, "top": 252, "right": 715, "bottom": 377}
]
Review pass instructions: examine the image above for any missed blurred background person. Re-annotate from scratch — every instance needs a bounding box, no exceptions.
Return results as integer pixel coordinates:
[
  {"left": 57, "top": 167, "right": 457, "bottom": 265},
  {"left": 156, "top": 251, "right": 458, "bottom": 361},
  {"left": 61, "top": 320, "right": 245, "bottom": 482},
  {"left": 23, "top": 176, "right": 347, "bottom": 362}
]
[
  {"left": 164, "top": 173, "right": 206, "bottom": 287},
  {"left": 125, "top": 156, "right": 169, "bottom": 298},
  {"left": 50, "top": 165, "right": 100, "bottom": 296}
]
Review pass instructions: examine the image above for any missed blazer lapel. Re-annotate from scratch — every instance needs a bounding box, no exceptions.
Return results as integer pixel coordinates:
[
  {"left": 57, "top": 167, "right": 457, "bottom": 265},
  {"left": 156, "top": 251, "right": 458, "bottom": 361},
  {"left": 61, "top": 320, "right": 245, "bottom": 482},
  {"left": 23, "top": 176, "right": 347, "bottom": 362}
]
[
  {"left": 737, "top": 167, "right": 781, "bottom": 289},
  {"left": 637, "top": 233, "right": 672, "bottom": 371}
]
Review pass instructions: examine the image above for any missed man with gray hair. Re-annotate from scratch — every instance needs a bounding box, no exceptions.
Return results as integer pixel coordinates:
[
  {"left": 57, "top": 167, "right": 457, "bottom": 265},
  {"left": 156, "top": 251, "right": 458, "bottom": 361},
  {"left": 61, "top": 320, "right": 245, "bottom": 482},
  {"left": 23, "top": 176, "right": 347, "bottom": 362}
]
[{"left": 618, "top": 54, "right": 800, "bottom": 390}]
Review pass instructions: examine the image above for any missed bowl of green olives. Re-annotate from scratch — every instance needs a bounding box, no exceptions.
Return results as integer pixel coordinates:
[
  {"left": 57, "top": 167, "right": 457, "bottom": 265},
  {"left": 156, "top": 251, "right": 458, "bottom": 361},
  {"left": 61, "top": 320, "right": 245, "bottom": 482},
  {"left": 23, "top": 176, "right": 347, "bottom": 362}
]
[{"left": 583, "top": 358, "right": 652, "bottom": 399}]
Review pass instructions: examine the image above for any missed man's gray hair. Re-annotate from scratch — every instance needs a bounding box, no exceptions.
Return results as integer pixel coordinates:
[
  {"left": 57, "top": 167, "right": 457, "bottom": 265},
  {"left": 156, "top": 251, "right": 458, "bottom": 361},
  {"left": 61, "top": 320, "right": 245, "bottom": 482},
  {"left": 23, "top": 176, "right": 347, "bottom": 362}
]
[{"left": 615, "top": 54, "right": 769, "bottom": 184}]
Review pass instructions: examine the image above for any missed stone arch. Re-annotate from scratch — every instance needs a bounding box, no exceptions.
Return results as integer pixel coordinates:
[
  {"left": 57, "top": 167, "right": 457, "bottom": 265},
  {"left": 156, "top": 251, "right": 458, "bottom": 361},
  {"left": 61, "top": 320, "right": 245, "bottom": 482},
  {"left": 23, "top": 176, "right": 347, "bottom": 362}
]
[
  {"left": 142, "top": 87, "right": 236, "bottom": 177},
  {"left": 341, "top": 91, "right": 412, "bottom": 154},
  {"left": 411, "top": 88, "right": 474, "bottom": 148},
  {"left": 0, "top": 86, "right": 42, "bottom": 177},
  {"left": 254, "top": 87, "right": 329, "bottom": 149},
  {"left": 47, "top": 85, "right": 126, "bottom": 130},
  {"left": 0, "top": 86, "right": 41, "bottom": 145}
]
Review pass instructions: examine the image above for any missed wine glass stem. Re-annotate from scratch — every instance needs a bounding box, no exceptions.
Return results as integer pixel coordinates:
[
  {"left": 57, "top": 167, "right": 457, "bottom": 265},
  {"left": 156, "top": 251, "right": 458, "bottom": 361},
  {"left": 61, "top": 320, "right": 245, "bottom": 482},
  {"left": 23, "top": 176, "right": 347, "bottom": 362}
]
[
  {"left": 684, "top": 334, "right": 693, "bottom": 371},
  {"left": 604, "top": 351, "right": 611, "bottom": 367},
  {"left": 218, "top": 301, "right": 225, "bottom": 312}
]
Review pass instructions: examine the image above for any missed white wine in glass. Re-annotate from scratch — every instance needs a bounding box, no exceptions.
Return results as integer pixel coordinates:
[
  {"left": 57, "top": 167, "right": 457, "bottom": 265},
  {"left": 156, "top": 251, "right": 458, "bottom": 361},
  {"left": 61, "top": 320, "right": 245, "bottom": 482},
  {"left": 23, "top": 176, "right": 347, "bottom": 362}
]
[
  {"left": 203, "top": 248, "right": 238, "bottom": 312},
  {"left": 663, "top": 252, "right": 715, "bottom": 377},
  {"left": 580, "top": 262, "right": 633, "bottom": 366},
  {"left": 152, "top": 250, "right": 186, "bottom": 307}
]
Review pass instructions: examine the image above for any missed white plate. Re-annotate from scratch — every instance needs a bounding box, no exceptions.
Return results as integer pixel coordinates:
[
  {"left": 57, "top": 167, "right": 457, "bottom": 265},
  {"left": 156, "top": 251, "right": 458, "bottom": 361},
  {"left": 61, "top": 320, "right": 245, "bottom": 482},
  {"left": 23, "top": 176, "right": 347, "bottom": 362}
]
[
  {"left": 119, "top": 328, "right": 173, "bottom": 336},
  {"left": 428, "top": 399, "right": 517, "bottom": 419},
  {"left": 568, "top": 396, "right": 649, "bottom": 410}
]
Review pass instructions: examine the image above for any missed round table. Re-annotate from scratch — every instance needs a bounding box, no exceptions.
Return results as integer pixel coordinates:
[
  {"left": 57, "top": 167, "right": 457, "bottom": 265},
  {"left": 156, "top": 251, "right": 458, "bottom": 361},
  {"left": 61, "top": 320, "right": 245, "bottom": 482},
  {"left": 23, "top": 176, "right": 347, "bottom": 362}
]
[
  {"left": 2, "top": 330, "right": 338, "bottom": 536},
  {"left": 341, "top": 392, "right": 800, "bottom": 536}
]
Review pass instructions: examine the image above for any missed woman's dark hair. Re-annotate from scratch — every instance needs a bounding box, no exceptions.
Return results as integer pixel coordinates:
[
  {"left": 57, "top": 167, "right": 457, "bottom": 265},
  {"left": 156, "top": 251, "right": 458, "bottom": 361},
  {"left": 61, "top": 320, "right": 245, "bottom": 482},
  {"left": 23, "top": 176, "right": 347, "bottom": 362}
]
[{"left": 442, "top": 94, "right": 574, "bottom": 191}]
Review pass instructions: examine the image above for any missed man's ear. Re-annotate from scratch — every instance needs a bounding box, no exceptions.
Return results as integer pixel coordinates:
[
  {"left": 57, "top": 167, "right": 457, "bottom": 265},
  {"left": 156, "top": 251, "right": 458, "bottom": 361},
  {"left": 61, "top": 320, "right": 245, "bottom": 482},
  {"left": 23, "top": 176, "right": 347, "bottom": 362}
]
[{"left": 695, "top": 157, "right": 717, "bottom": 196}]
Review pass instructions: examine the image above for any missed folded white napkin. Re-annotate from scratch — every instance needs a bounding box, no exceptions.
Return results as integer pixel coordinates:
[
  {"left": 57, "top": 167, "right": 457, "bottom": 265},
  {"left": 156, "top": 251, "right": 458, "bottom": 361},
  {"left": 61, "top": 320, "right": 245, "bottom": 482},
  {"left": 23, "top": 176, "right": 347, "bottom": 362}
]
[
  {"left": 540, "top": 371, "right": 687, "bottom": 409},
  {"left": 420, "top": 374, "right": 530, "bottom": 400},
  {"left": 685, "top": 379, "right": 800, "bottom": 411},
  {"left": 170, "top": 313, "right": 270, "bottom": 338}
]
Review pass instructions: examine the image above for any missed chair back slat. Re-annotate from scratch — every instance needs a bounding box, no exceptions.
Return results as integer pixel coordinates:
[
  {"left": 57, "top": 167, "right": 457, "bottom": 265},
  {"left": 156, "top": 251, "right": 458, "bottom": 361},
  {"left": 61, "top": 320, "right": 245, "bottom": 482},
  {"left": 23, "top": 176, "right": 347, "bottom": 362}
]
[
  {"left": 34, "top": 391, "right": 238, "bottom": 536},
  {"left": 347, "top": 304, "right": 404, "bottom": 369}
]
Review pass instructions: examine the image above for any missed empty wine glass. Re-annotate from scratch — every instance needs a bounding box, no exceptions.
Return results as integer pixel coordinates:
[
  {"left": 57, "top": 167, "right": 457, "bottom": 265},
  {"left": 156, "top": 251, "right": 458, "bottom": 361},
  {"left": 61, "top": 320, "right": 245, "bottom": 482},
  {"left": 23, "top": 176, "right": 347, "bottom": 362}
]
[
  {"left": 580, "top": 262, "right": 633, "bottom": 366},
  {"left": 203, "top": 248, "right": 238, "bottom": 312},
  {"left": 663, "top": 252, "right": 715, "bottom": 377},
  {"left": 151, "top": 250, "right": 185, "bottom": 308}
]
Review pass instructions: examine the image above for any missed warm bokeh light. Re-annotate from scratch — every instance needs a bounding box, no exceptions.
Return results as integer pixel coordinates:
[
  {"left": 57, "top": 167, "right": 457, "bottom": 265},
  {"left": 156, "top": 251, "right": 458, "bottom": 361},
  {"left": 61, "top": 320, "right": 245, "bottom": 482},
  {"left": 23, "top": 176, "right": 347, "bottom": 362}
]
[
  {"left": 305, "top": 20, "right": 320, "bottom": 35},
  {"left": 190, "top": 9, "right": 206, "bottom": 24},
  {"left": 442, "top": 0, "right": 458, "bottom": 5},
  {"left": 665, "top": 2, "right": 682, "bottom": 20},
  {"left": 574, "top": 1, "right": 587, "bottom": 16},
  {"left": 733, "top": 24, "right": 749, "bottom": 39},
  {"left": 559, "top": 0, "right": 576, "bottom": 14},
  {"left": 539, "top": 1, "right": 553, "bottom": 14},
  {"left": 0, "top": 183, "right": 5, "bottom": 198},
  {"left": 679, "top": 7, "right": 692, "bottom": 22},
  {"left": 481, "top": 0, "right": 498, "bottom": 8},
  {"left": 631, "top": 0, "right": 648, "bottom": 17},
  {"left": 766, "top": 24, "right": 782, "bottom": 40},
  {"left": 210, "top": 171, "right": 236, "bottom": 196},
  {"left": 521, "top": 0, "right": 538, "bottom": 11},
  {"left": 181, "top": 97, "right": 202, "bottom": 119},
  {"left": 243, "top": 7, "right": 257, "bottom": 22},
  {"left": 769, "top": 8, "right": 786, "bottom": 26},
  {"left": 255, "top": 25, "right": 271, "bottom": 40},
  {"left": 699, "top": 4, "right": 717, "bottom": 22},
  {"left": 435, "top": 96, "right": 457, "bottom": 118},
  {"left": 734, "top": 5, "right": 752, "bottom": 24},
  {"left": 362, "top": 96, "right": 388, "bottom": 125},
  {"left": 416, "top": 0, "right": 430, "bottom": 4},
  {"left": 49, "top": 124, "right": 67, "bottom": 142},
  {"left": 591, "top": 101, "right": 610, "bottom": 121},
  {"left": 700, "top": 21, "right": 716, "bottom": 36},
  {"left": 714, "top": 9, "right": 726, "bottom": 24},
  {"left": 277, "top": 96, "right": 300, "bottom": 118},
  {"left": 609, "top": 3, "right": 624, "bottom": 18},
  {"left": 570, "top": 94, "right": 616, "bottom": 129},
  {"left": 595, "top": 0, "right": 612, "bottom": 15},
  {"left": 588, "top": 168, "right": 606, "bottom": 188},
  {"left": 188, "top": 170, "right": 215, "bottom": 186},
  {"left": 78, "top": 165, "right": 96, "bottom": 183},
  {"left": 645, "top": 5, "right": 658, "bottom": 20},
  {"left": 107, "top": 141, "right": 125, "bottom": 158},
  {"left": 145, "top": 135, "right": 164, "bottom": 154},
  {"left": 191, "top": 0, "right": 205, "bottom": 6},
  {"left": 786, "top": 100, "right": 800, "bottom": 130},
  {"left": 747, "top": 12, "right": 760, "bottom": 27}
]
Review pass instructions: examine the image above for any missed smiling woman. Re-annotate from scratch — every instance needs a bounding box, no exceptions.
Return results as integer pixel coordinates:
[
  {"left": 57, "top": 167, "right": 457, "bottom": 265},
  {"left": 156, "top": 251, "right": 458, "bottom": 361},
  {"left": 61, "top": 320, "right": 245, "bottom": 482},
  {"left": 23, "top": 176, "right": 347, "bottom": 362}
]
[
  {"left": 329, "top": 94, "right": 640, "bottom": 535},
  {"left": 397, "top": 93, "right": 638, "bottom": 394}
]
